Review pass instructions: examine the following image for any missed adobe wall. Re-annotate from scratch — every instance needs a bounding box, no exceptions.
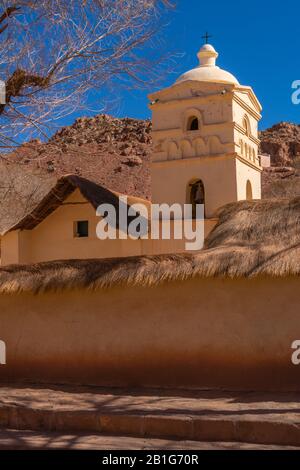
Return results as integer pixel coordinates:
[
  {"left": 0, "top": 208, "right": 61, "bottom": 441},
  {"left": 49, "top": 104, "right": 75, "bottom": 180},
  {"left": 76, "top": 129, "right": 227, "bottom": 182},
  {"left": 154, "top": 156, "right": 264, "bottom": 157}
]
[{"left": 0, "top": 276, "right": 299, "bottom": 391}]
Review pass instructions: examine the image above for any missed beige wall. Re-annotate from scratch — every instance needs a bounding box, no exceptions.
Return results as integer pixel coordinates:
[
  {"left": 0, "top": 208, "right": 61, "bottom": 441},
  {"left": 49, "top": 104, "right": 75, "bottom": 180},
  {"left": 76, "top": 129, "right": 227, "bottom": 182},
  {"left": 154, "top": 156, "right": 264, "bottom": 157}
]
[
  {"left": 0, "top": 190, "right": 217, "bottom": 265},
  {"left": 151, "top": 155, "right": 238, "bottom": 218},
  {"left": 1, "top": 231, "right": 20, "bottom": 266},
  {"left": 235, "top": 158, "right": 261, "bottom": 200},
  {"left": 0, "top": 276, "right": 300, "bottom": 391}
]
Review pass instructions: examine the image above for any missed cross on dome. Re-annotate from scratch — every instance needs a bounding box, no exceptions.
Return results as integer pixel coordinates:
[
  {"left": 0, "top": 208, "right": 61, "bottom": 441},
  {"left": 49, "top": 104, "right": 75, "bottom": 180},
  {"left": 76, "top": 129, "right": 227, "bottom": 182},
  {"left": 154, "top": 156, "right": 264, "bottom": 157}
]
[{"left": 201, "top": 32, "right": 212, "bottom": 44}]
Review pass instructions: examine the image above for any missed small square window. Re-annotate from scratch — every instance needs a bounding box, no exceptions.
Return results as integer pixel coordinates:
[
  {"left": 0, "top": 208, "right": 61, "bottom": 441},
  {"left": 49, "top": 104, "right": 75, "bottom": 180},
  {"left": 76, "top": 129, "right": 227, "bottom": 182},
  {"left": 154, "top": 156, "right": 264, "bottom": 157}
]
[{"left": 74, "top": 220, "right": 89, "bottom": 238}]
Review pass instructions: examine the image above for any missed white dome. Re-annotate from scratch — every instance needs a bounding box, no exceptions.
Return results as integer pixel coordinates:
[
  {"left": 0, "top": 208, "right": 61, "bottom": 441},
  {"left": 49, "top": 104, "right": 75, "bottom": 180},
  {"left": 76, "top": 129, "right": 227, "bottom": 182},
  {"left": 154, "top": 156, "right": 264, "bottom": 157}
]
[
  {"left": 176, "top": 67, "right": 239, "bottom": 85},
  {"left": 176, "top": 43, "right": 239, "bottom": 86}
]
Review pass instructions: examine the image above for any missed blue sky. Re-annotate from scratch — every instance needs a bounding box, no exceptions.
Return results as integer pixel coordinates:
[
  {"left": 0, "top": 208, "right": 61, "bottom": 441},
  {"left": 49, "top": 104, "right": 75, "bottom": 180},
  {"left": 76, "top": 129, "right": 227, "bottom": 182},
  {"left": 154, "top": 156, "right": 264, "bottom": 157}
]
[{"left": 64, "top": 0, "right": 300, "bottom": 131}]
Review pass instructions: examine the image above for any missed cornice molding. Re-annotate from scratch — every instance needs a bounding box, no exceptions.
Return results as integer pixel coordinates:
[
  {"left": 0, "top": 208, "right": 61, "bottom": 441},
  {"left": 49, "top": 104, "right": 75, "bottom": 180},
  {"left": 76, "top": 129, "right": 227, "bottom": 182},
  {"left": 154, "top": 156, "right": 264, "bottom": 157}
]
[
  {"left": 151, "top": 152, "right": 262, "bottom": 172},
  {"left": 149, "top": 92, "right": 232, "bottom": 111},
  {"left": 235, "top": 153, "right": 262, "bottom": 172},
  {"left": 151, "top": 152, "right": 236, "bottom": 167},
  {"left": 233, "top": 94, "right": 261, "bottom": 121},
  {"left": 149, "top": 81, "right": 235, "bottom": 101}
]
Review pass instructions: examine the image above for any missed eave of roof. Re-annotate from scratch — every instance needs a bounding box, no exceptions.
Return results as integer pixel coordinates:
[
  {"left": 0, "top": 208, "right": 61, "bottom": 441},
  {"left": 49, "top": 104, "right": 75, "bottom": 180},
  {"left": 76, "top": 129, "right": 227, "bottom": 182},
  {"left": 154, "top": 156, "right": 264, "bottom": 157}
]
[{"left": 3, "top": 174, "right": 140, "bottom": 235}]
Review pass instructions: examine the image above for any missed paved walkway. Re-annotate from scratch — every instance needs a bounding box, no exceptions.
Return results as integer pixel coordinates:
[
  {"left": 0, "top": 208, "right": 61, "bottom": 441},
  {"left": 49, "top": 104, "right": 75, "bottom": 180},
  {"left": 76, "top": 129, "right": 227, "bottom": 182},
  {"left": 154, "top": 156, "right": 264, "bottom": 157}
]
[
  {"left": 0, "top": 384, "right": 300, "bottom": 447},
  {"left": 1, "top": 384, "right": 300, "bottom": 417},
  {"left": 0, "top": 429, "right": 298, "bottom": 450}
]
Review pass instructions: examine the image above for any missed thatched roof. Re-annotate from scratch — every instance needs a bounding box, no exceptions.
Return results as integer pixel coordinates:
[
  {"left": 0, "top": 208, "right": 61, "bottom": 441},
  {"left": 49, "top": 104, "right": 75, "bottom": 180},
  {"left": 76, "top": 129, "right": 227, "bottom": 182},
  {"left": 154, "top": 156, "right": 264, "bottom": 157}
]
[
  {"left": 0, "top": 198, "right": 300, "bottom": 294},
  {"left": 3, "top": 174, "right": 143, "bottom": 234}
]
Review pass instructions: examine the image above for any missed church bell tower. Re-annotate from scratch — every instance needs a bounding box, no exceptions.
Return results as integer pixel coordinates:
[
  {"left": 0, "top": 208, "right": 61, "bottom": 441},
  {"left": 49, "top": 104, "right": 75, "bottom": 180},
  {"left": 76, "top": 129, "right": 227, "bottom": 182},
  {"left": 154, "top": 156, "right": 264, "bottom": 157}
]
[{"left": 149, "top": 42, "right": 262, "bottom": 218}]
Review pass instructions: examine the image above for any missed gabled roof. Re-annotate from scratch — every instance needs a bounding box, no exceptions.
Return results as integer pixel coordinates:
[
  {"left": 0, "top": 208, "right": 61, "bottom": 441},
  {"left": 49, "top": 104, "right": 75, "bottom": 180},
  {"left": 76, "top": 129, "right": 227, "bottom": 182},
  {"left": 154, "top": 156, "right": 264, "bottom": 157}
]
[{"left": 4, "top": 174, "right": 139, "bottom": 234}]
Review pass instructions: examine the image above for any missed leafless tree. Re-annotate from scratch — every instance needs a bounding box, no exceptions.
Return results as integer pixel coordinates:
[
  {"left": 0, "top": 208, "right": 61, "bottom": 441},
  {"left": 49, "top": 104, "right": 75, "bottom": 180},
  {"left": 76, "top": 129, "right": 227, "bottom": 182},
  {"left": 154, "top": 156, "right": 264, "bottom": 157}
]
[{"left": 0, "top": 0, "right": 174, "bottom": 149}]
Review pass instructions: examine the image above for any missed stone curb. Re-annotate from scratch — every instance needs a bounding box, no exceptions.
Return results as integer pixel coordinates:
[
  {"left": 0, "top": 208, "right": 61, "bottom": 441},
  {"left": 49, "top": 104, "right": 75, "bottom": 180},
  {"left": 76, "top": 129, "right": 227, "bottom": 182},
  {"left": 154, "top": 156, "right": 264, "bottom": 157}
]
[{"left": 0, "top": 405, "right": 300, "bottom": 446}]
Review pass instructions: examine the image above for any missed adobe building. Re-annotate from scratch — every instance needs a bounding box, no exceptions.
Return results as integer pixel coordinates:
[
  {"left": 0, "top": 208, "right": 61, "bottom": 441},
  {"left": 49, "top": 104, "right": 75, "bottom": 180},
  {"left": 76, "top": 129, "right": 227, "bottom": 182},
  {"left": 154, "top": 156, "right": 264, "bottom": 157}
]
[
  {"left": 0, "top": 42, "right": 262, "bottom": 265},
  {"left": 0, "top": 174, "right": 217, "bottom": 265},
  {"left": 3, "top": 44, "right": 300, "bottom": 394}
]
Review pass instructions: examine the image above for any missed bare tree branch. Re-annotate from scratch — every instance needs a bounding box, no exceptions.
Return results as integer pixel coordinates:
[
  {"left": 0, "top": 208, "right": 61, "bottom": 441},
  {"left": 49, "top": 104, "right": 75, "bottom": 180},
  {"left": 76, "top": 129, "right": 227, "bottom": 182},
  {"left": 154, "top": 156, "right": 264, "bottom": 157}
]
[
  {"left": 0, "top": 5, "right": 20, "bottom": 25},
  {"left": 0, "top": 0, "right": 175, "bottom": 150}
]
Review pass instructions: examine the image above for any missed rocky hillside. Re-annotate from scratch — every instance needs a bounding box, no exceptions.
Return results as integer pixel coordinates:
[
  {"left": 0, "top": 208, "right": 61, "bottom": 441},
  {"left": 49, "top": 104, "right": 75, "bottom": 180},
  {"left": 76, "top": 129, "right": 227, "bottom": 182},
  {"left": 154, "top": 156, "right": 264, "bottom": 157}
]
[
  {"left": 6, "top": 114, "right": 152, "bottom": 200},
  {"left": 0, "top": 114, "right": 152, "bottom": 233},
  {"left": 260, "top": 122, "right": 300, "bottom": 166},
  {"left": 260, "top": 122, "right": 300, "bottom": 199}
]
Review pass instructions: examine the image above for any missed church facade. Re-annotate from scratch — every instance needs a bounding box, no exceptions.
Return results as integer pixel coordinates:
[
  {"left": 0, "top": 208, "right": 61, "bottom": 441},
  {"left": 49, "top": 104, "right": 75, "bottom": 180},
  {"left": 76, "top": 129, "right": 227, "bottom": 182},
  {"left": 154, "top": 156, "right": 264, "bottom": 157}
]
[{"left": 149, "top": 43, "right": 262, "bottom": 218}]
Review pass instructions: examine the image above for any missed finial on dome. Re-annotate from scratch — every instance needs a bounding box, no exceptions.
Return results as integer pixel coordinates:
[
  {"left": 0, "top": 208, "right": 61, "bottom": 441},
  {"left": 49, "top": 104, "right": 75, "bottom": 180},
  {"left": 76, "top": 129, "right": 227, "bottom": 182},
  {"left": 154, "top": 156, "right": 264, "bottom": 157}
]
[{"left": 197, "top": 44, "right": 219, "bottom": 67}]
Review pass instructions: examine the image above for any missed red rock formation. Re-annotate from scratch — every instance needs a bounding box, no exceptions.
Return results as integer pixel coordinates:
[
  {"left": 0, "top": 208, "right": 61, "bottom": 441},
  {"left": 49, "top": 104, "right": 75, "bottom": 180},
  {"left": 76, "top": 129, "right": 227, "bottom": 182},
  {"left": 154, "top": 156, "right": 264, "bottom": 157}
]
[
  {"left": 6, "top": 114, "right": 153, "bottom": 200},
  {"left": 260, "top": 122, "right": 300, "bottom": 166}
]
